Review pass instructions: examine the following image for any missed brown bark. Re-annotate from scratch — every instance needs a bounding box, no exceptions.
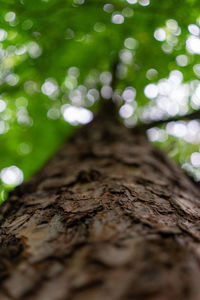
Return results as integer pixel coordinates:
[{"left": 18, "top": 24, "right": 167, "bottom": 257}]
[{"left": 0, "top": 113, "right": 200, "bottom": 300}]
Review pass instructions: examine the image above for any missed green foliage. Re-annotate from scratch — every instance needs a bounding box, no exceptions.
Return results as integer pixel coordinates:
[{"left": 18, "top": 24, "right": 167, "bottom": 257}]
[{"left": 0, "top": 0, "right": 200, "bottom": 202}]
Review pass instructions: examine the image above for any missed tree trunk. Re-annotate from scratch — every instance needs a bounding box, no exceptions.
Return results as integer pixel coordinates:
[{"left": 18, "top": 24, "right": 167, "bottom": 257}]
[{"left": 0, "top": 112, "right": 200, "bottom": 300}]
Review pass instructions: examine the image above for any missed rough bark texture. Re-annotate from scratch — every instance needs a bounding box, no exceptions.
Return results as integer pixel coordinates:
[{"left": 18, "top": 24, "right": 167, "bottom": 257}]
[{"left": 0, "top": 113, "right": 200, "bottom": 300}]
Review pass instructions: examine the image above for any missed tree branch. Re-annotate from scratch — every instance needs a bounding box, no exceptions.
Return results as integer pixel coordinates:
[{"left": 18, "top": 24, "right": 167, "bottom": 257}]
[{"left": 136, "top": 109, "right": 200, "bottom": 130}]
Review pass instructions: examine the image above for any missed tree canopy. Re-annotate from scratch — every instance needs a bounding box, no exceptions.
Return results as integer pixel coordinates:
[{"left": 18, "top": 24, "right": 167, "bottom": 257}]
[{"left": 0, "top": 0, "right": 200, "bottom": 202}]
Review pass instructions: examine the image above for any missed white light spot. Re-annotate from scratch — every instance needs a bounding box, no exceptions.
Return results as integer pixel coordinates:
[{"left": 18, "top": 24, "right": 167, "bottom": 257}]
[
  {"left": 119, "top": 104, "right": 134, "bottom": 118},
  {"left": 166, "top": 122, "right": 187, "bottom": 138},
  {"left": 27, "top": 41, "right": 42, "bottom": 58},
  {"left": 101, "top": 86, "right": 113, "bottom": 99},
  {"left": 149, "top": 107, "right": 164, "bottom": 120},
  {"left": 0, "top": 100, "right": 6, "bottom": 113},
  {"left": 64, "top": 76, "right": 77, "bottom": 90},
  {"left": 103, "top": 3, "right": 114, "bottom": 13},
  {"left": 6, "top": 74, "right": 19, "bottom": 86},
  {"left": 146, "top": 68, "right": 158, "bottom": 80},
  {"left": 139, "top": 0, "right": 150, "bottom": 6},
  {"left": 169, "top": 70, "right": 183, "bottom": 84},
  {"left": 162, "top": 43, "right": 173, "bottom": 54},
  {"left": 154, "top": 28, "right": 166, "bottom": 42},
  {"left": 112, "top": 13, "right": 124, "bottom": 24},
  {"left": 191, "top": 84, "right": 200, "bottom": 109},
  {"left": 124, "top": 37, "right": 137, "bottom": 49},
  {"left": 188, "top": 120, "right": 200, "bottom": 135},
  {"left": 122, "top": 87, "right": 136, "bottom": 102},
  {"left": 87, "top": 89, "right": 99, "bottom": 103},
  {"left": 15, "top": 45, "right": 27, "bottom": 55},
  {"left": 191, "top": 152, "right": 200, "bottom": 167},
  {"left": 0, "top": 121, "right": 6, "bottom": 134},
  {"left": 188, "top": 24, "right": 200, "bottom": 36},
  {"left": 126, "top": 0, "right": 137, "bottom": 3},
  {"left": 147, "top": 128, "right": 168, "bottom": 142},
  {"left": 17, "top": 107, "right": 33, "bottom": 126},
  {"left": 167, "top": 35, "right": 178, "bottom": 46},
  {"left": 147, "top": 128, "right": 159, "bottom": 142},
  {"left": 191, "top": 93, "right": 200, "bottom": 109},
  {"left": 166, "top": 19, "right": 179, "bottom": 34},
  {"left": 41, "top": 79, "right": 58, "bottom": 97},
  {"left": 0, "top": 29, "right": 7, "bottom": 41},
  {"left": 186, "top": 36, "right": 200, "bottom": 54},
  {"left": 119, "top": 49, "right": 133, "bottom": 64},
  {"left": 176, "top": 55, "right": 188, "bottom": 67},
  {"left": 62, "top": 105, "right": 93, "bottom": 125},
  {"left": 157, "top": 80, "right": 171, "bottom": 95},
  {"left": 116, "top": 64, "right": 128, "bottom": 79},
  {"left": 170, "top": 85, "right": 188, "bottom": 103},
  {"left": 1, "top": 166, "right": 24, "bottom": 186},
  {"left": 5, "top": 11, "right": 16, "bottom": 22},
  {"left": 166, "top": 101, "right": 179, "bottom": 116},
  {"left": 68, "top": 66, "right": 80, "bottom": 77},
  {"left": 193, "top": 64, "right": 200, "bottom": 77},
  {"left": 69, "top": 89, "right": 82, "bottom": 105},
  {"left": 144, "top": 84, "right": 158, "bottom": 99},
  {"left": 100, "top": 71, "right": 112, "bottom": 85}
]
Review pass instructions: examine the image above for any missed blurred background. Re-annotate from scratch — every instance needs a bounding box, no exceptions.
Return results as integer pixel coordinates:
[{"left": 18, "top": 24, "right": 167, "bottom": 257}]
[{"left": 0, "top": 0, "right": 200, "bottom": 202}]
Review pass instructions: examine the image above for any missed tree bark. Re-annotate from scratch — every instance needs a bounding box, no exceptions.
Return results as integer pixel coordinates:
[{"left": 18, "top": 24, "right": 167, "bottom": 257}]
[{"left": 0, "top": 113, "right": 200, "bottom": 300}]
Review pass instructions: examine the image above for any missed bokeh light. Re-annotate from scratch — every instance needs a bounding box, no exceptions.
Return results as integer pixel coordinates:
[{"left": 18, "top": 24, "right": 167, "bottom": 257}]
[
  {"left": 1, "top": 166, "right": 23, "bottom": 186},
  {"left": 62, "top": 105, "right": 93, "bottom": 125}
]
